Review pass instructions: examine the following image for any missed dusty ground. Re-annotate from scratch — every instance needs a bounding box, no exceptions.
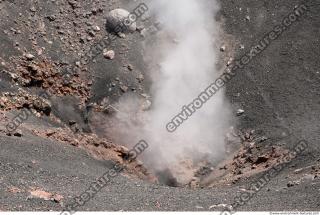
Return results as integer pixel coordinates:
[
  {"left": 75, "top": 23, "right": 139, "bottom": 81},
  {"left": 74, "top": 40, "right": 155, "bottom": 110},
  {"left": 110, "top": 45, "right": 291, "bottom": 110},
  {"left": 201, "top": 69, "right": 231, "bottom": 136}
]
[{"left": 0, "top": 0, "right": 320, "bottom": 211}]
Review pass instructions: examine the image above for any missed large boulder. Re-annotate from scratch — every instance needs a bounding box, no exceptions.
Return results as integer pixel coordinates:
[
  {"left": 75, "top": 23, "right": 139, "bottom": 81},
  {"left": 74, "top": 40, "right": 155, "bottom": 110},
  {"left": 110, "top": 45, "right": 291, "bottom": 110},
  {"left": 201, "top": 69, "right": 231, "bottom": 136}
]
[{"left": 106, "top": 9, "right": 137, "bottom": 34}]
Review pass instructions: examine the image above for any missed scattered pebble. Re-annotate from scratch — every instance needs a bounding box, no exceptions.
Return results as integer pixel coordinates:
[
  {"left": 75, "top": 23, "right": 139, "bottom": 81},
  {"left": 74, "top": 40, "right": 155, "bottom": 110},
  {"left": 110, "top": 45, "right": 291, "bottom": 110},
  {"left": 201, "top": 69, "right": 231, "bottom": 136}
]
[
  {"left": 118, "top": 32, "right": 126, "bottom": 38},
  {"left": 220, "top": 45, "right": 226, "bottom": 52},
  {"left": 227, "top": 58, "right": 233, "bottom": 66},
  {"left": 103, "top": 49, "right": 115, "bottom": 60},
  {"left": 120, "top": 85, "right": 128, "bottom": 93},
  {"left": 25, "top": 53, "right": 35, "bottom": 60},
  {"left": 6, "top": 130, "right": 23, "bottom": 137},
  {"left": 294, "top": 168, "right": 303, "bottom": 174},
  {"left": 30, "top": 6, "right": 36, "bottom": 12},
  {"left": 52, "top": 194, "right": 64, "bottom": 203},
  {"left": 13, "top": 130, "right": 23, "bottom": 137},
  {"left": 28, "top": 188, "right": 63, "bottom": 203},
  {"left": 287, "top": 180, "right": 300, "bottom": 187},
  {"left": 141, "top": 100, "right": 152, "bottom": 111},
  {"left": 209, "top": 204, "right": 232, "bottom": 210},
  {"left": 106, "top": 9, "right": 137, "bottom": 33},
  {"left": 303, "top": 174, "right": 315, "bottom": 181},
  {"left": 93, "top": 26, "right": 100, "bottom": 31},
  {"left": 236, "top": 109, "right": 245, "bottom": 116},
  {"left": 127, "top": 64, "right": 133, "bottom": 71}
]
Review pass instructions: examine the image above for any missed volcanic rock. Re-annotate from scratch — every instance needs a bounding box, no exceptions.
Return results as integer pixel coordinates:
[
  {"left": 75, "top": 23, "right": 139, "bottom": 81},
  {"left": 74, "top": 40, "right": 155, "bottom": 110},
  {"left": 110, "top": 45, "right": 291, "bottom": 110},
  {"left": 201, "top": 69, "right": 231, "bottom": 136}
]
[
  {"left": 106, "top": 9, "right": 137, "bottom": 33},
  {"left": 103, "top": 49, "right": 115, "bottom": 60},
  {"left": 25, "top": 53, "right": 35, "bottom": 60}
]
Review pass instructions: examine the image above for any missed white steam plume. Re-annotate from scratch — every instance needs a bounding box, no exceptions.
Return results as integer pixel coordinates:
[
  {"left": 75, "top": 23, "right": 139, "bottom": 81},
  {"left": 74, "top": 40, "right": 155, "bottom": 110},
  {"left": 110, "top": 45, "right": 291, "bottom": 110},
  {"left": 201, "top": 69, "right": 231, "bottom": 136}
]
[{"left": 112, "top": 0, "right": 232, "bottom": 184}]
